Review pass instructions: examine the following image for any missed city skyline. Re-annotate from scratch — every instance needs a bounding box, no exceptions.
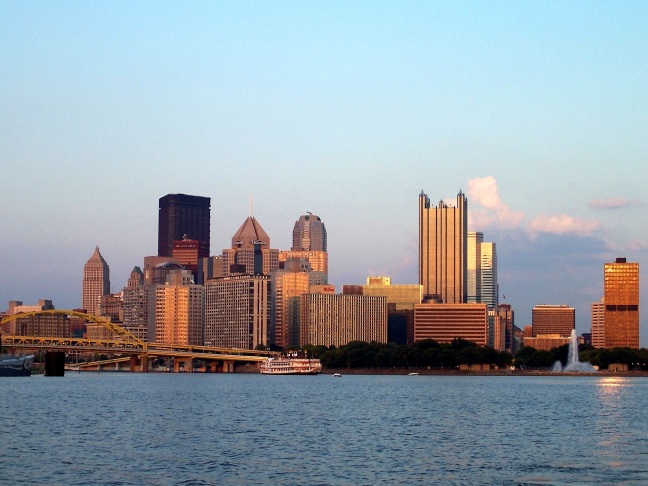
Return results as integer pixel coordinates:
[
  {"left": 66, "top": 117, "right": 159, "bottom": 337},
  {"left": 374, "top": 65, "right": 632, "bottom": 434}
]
[{"left": 1, "top": 3, "right": 646, "bottom": 344}]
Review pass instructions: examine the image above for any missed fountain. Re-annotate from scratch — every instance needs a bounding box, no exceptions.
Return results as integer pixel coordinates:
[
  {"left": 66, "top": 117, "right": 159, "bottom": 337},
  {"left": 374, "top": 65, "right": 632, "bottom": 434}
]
[{"left": 553, "top": 329, "right": 596, "bottom": 372}]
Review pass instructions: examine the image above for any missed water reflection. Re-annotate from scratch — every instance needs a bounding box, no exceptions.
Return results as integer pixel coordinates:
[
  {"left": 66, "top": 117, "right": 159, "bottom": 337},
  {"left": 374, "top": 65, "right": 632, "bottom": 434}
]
[{"left": 598, "top": 377, "right": 629, "bottom": 388}]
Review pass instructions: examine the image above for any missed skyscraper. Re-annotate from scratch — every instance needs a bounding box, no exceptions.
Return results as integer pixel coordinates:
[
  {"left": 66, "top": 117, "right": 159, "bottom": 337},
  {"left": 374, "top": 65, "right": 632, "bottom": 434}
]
[
  {"left": 292, "top": 213, "right": 327, "bottom": 251},
  {"left": 155, "top": 269, "right": 204, "bottom": 346},
  {"left": 158, "top": 194, "right": 211, "bottom": 257},
  {"left": 591, "top": 297, "right": 605, "bottom": 348},
  {"left": 467, "top": 232, "right": 498, "bottom": 308},
  {"left": 82, "top": 246, "right": 110, "bottom": 316},
  {"left": 419, "top": 190, "right": 468, "bottom": 303},
  {"left": 222, "top": 216, "right": 279, "bottom": 276},
  {"left": 604, "top": 257, "right": 639, "bottom": 348}
]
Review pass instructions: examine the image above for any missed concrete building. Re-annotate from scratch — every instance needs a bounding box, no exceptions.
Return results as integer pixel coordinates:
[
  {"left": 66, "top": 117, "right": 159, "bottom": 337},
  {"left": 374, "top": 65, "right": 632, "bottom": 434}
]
[
  {"left": 10, "top": 313, "right": 70, "bottom": 338},
  {"left": 222, "top": 216, "right": 279, "bottom": 276},
  {"left": 122, "top": 266, "right": 150, "bottom": 340},
  {"left": 172, "top": 236, "right": 209, "bottom": 279},
  {"left": 99, "top": 292, "right": 123, "bottom": 322},
  {"left": 418, "top": 190, "right": 467, "bottom": 303},
  {"left": 298, "top": 291, "right": 387, "bottom": 347},
  {"left": 591, "top": 297, "right": 605, "bottom": 349},
  {"left": 523, "top": 334, "right": 571, "bottom": 351},
  {"left": 279, "top": 250, "right": 328, "bottom": 276},
  {"left": 488, "top": 304, "right": 515, "bottom": 353},
  {"left": 292, "top": 213, "right": 327, "bottom": 251},
  {"left": 82, "top": 246, "right": 110, "bottom": 316},
  {"left": 204, "top": 274, "right": 270, "bottom": 349},
  {"left": 414, "top": 302, "right": 487, "bottom": 346},
  {"left": 155, "top": 270, "right": 204, "bottom": 346},
  {"left": 158, "top": 193, "right": 211, "bottom": 257},
  {"left": 531, "top": 305, "right": 575, "bottom": 338},
  {"left": 604, "top": 257, "right": 640, "bottom": 349}
]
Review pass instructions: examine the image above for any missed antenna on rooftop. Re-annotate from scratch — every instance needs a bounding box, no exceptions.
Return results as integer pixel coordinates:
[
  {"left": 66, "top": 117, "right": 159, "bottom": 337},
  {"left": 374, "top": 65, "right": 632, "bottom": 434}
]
[{"left": 249, "top": 193, "right": 253, "bottom": 217}]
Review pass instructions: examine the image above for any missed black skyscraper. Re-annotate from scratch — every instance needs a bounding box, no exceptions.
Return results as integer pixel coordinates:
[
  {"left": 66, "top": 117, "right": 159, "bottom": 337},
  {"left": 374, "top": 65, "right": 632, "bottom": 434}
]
[{"left": 158, "top": 194, "right": 211, "bottom": 257}]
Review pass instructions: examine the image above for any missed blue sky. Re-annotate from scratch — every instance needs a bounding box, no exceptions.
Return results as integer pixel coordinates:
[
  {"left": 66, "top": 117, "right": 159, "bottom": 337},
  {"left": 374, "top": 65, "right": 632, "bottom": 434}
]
[{"left": 1, "top": 1, "right": 647, "bottom": 344}]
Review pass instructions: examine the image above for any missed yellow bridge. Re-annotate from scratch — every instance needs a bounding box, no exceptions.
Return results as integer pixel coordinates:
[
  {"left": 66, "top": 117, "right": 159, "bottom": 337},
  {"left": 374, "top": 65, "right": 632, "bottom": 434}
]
[{"left": 0, "top": 310, "right": 278, "bottom": 372}]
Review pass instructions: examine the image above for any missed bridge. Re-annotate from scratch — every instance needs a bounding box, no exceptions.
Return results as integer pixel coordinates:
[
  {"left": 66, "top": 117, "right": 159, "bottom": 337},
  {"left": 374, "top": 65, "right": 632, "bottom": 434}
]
[{"left": 0, "top": 310, "right": 278, "bottom": 372}]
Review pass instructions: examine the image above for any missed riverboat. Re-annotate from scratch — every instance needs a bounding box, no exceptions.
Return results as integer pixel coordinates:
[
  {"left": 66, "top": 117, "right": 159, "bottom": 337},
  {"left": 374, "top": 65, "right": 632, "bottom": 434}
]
[
  {"left": 0, "top": 354, "right": 35, "bottom": 377},
  {"left": 260, "top": 357, "right": 322, "bottom": 375}
]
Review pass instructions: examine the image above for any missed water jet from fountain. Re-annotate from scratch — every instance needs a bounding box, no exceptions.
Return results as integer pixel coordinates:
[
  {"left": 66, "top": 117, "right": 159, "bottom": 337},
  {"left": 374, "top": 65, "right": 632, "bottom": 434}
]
[{"left": 553, "top": 329, "right": 596, "bottom": 372}]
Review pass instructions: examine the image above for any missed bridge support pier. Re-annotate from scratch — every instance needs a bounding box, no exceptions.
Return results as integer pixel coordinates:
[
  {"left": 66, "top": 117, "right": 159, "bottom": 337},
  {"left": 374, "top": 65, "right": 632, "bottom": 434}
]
[
  {"left": 173, "top": 357, "right": 193, "bottom": 373},
  {"left": 129, "top": 354, "right": 149, "bottom": 373},
  {"left": 223, "top": 360, "right": 234, "bottom": 373}
]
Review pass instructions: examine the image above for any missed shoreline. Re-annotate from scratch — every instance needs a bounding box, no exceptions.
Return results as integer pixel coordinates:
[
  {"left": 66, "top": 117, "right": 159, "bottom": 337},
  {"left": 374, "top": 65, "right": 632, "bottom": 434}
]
[{"left": 319, "top": 368, "right": 648, "bottom": 377}]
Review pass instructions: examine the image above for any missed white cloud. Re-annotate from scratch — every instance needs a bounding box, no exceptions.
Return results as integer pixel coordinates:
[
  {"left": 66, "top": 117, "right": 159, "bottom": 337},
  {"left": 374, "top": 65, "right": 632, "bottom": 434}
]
[
  {"left": 588, "top": 197, "right": 642, "bottom": 210},
  {"left": 466, "top": 176, "right": 524, "bottom": 230},
  {"left": 528, "top": 214, "right": 601, "bottom": 236}
]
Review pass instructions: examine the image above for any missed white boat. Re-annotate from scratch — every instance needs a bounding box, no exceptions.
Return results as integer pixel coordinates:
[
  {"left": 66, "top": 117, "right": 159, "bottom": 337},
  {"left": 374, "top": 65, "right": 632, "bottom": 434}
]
[
  {"left": 260, "top": 357, "right": 322, "bottom": 375},
  {"left": 0, "top": 354, "right": 35, "bottom": 377},
  {"left": 333, "top": 373, "right": 342, "bottom": 377},
  {"left": 408, "top": 372, "right": 419, "bottom": 376}
]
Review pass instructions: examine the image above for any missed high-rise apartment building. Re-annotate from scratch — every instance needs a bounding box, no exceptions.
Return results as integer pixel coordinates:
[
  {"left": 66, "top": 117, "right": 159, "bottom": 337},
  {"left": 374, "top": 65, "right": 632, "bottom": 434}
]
[
  {"left": 419, "top": 190, "right": 468, "bottom": 303},
  {"left": 82, "top": 246, "right": 110, "bottom": 316},
  {"left": 591, "top": 297, "right": 605, "bottom": 348},
  {"left": 222, "top": 216, "right": 279, "bottom": 276},
  {"left": 604, "top": 258, "right": 639, "bottom": 348},
  {"left": 488, "top": 304, "right": 515, "bottom": 353},
  {"left": 292, "top": 213, "right": 327, "bottom": 251},
  {"left": 204, "top": 275, "right": 270, "bottom": 349},
  {"left": 531, "top": 305, "right": 575, "bottom": 337},
  {"left": 158, "top": 194, "right": 211, "bottom": 257},
  {"left": 155, "top": 269, "right": 204, "bottom": 346}
]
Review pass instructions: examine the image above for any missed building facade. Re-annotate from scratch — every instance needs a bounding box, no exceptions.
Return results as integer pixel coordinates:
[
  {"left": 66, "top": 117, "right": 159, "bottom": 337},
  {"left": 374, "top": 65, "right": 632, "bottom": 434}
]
[
  {"left": 413, "top": 303, "right": 487, "bottom": 346},
  {"left": 531, "top": 305, "right": 575, "bottom": 338},
  {"left": 155, "top": 270, "right": 204, "bottom": 346},
  {"left": 298, "top": 293, "right": 387, "bottom": 347},
  {"left": 591, "top": 297, "right": 605, "bottom": 349},
  {"left": 419, "top": 190, "right": 468, "bottom": 303},
  {"left": 158, "top": 193, "right": 211, "bottom": 257},
  {"left": 467, "top": 232, "right": 498, "bottom": 308},
  {"left": 204, "top": 275, "right": 270, "bottom": 349},
  {"left": 82, "top": 246, "right": 110, "bottom": 316},
  {"left": 604, "top": 258, "right": 640, "bottom": 348}
]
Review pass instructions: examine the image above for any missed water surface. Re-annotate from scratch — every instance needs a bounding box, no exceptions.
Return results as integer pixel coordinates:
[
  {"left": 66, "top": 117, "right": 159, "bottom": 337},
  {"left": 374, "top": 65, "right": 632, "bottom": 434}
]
[{"left": 2, "top": 373, "right": 647, "bottom": 485}]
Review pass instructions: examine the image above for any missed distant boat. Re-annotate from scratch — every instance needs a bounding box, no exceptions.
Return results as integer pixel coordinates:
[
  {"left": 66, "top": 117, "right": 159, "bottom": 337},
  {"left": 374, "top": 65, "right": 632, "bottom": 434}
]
[
  {"left": 0, "top": 354, "right": 35, "bottom": 377},
  {"left": 333, "top": 373, "right": 342, "bottom": 377},
  {"left": 260, "top": 357, "right": 322, "bottom": 375},
  {"left": 408, "top": 372, "right": 419, "bottom": 376}
]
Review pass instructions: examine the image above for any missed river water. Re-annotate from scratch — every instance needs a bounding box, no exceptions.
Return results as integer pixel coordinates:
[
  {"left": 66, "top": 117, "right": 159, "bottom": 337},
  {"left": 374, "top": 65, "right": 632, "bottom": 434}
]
[{"left": 2, "top": 373, "right": 647, "bottom": 485}]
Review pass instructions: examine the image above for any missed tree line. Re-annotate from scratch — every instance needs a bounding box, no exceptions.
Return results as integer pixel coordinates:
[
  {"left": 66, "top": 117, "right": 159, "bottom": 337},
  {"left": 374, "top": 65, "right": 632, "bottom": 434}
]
[{"left": 291, "top": 340, "right": 648, "bottom": 371}]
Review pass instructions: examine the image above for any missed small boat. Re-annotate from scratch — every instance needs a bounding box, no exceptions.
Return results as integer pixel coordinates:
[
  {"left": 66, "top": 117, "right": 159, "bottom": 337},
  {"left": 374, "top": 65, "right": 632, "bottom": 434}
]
[
  {"left": 333, "top": 373, "right": 342, "bottom": 377},
  {"left": 408, "top": 372, "right": 419, "bottom": 376},
  {"left": 0, "top": 354, "right": 35, "bottom": 377}
]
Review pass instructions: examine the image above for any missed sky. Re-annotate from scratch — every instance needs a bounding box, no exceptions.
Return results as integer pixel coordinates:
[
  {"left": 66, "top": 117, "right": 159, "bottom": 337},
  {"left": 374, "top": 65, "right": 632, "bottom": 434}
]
[{"left": 1, "top": 1, "right": 647, "bottom": 345}]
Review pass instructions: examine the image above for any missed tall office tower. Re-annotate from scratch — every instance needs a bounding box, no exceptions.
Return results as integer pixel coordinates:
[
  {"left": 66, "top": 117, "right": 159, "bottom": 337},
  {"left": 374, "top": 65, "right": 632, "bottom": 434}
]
[
  {"left": 480, "top": 242, "right": 498, "bottom": 308},
  {"left": 467, "top": 232, "right": 498, "bottom": 308},
  {"left": 155, "top": 269, "right": 204, "bottom": 346},
  {"left": 604, "top": 257, "right": 640, "bottom": 348},
  {"left": 222, "top": 216, "right": 279, "bottom": 276},
  {"left": 82, "top": 246, "right": 110, "bottom": 316},
  {"left": 127, "top": 266, "right": 144, "bottom": 288},
  {"left": 172, "top": 236, "right": 209, "bottom": 278},
  {"left": 158, "top": 194, "right": 211, "bottom": 257},
  {"left": 292, "top": 213, "right": 327, "bottom": 251},
  {"left": 419, "top": 190, "right": 468, "bottom": 303},
  {"left": 531, "top": 304, "right": 575, "bottom": 337},
  {"left": 488, "top": 304, "right": 515, "bottom": 353},
  {"left": 414, "top": 302, "right": 488, "bottom": 346},
  {"left": 467, "top": 232, "right": 483, "bottom": 303},
  {"left": 204, "top": 275, "right": 270, "bottom": 349},
  {"left": 591, "top": 298, "right": 605, "bottom": 348},
  {"left": 270, "top": 258, "right": 312, "bottom": 349},
  {"left": 298, "top": 292, "right": 387, "bottom": 347},
  {"left": 123, "top": 267, "right": 149, "bottom": 341}
]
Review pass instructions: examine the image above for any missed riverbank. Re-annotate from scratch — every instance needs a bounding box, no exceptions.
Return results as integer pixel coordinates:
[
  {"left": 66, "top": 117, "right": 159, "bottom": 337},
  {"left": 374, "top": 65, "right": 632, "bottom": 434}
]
[{"left": 319, "top": 368, "right": 648, "bottom": 377}]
